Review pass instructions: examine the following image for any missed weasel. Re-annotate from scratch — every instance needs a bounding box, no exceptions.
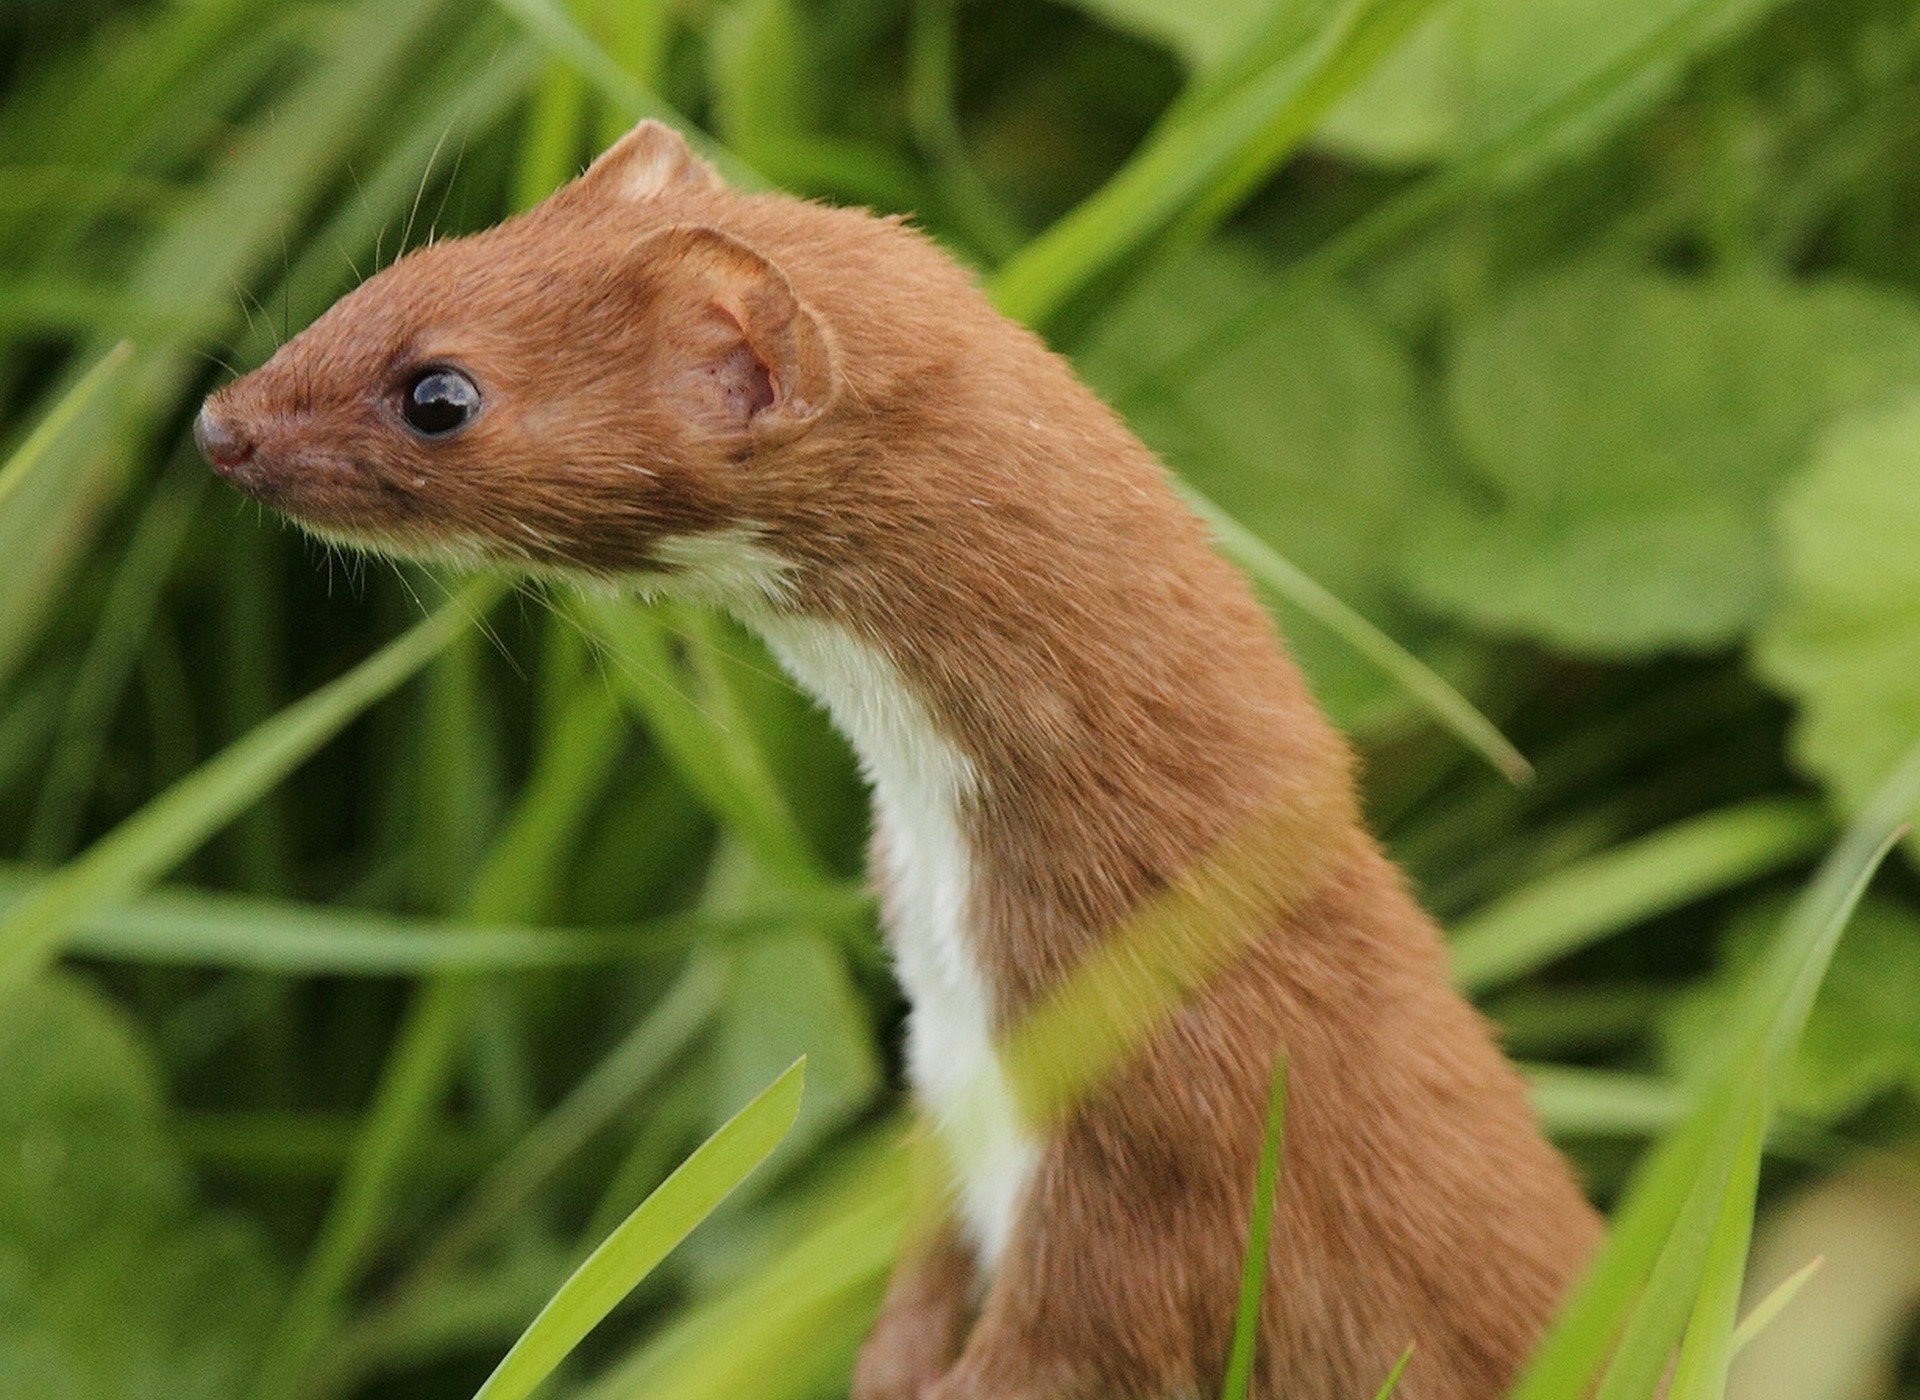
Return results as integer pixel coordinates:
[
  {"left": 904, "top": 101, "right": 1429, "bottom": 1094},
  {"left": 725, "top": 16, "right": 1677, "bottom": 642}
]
[{"left": 196, "top": 120, "right": 1600, "bottom": 1400}]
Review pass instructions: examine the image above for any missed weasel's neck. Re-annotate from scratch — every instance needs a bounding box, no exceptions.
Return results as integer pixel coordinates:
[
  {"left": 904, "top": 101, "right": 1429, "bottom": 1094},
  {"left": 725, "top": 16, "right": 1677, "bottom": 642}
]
[
  {"left": 727, "top": 401, "right": 1361, "bottom": 1267},
  {"left": 751, "top": 610, "right": 1040, "bottom": 1271},
  {"left": 746, "top": 533, "right": 1357, "bottom": 1260}
]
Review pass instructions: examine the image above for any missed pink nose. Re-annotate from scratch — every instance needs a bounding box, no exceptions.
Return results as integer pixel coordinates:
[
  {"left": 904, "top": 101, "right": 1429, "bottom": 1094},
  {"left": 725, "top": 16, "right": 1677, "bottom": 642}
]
[{"left": 194, "top": 404, "right": 255, "bottom": 473}]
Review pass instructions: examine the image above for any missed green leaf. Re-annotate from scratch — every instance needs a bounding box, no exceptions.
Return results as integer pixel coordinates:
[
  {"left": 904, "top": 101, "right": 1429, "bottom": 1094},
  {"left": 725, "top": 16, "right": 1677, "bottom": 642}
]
[
  {"left": 471, "top": 1058, "right": 805, "bottom": 1400},
  {"left": 1406, "top": 267, "right": 1920, "bottom": 653},
  {"left": 0, "top": 974, "right": 281, "bottom": 1400},
  {"left": 1059, "top": 0, "right": 1281, "bottom": 69},
  {"left": 1313, "top": 9, "right": 1461, "bottom": 163},
  {"left": 0, "top": 582, "right": 502, "bottom": 996},
  {"left": 1319, "top": 0, "right": 1790, "bottom": 167},
  {"left": 1666, "top": 895, "right": 1920, "bottom": 1121},
  {"left": 1106, "top": 0, "right": 1830, "bottom": 416},
  {"left": 1449, "top": 0, "right": 1784, "bottom": 156},
  {"left": 1757, "top": 391, "right": 1920, "bottom": 863},
  {"left": 1081, "top": 246, "right": 1455, "bottom": 722},
  {"left": 0, "top": 975, "right": 178, "bottom": 1255}
]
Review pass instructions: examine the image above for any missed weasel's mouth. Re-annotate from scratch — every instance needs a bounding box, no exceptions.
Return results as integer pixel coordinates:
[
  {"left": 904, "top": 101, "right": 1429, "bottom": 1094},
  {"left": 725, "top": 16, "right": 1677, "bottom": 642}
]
[
  {"left": 287, "top": 513, "right": 502, "bottom": 572},
  {"left": 214, "top": 450, "right": 429, "bottom": 544},
  {"left": 214, "top": 457, "right": 536, "bottom": 573}
]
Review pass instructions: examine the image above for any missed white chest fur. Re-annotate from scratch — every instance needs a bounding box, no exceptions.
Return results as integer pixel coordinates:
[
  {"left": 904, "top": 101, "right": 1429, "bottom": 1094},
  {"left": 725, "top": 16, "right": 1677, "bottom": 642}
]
[{"left": 751, "top": 612, "right": 1041, "bottom": 1272}]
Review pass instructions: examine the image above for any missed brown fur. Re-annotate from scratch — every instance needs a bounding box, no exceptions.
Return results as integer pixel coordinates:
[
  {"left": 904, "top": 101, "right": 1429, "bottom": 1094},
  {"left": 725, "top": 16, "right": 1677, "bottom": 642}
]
[{"left": 198, "top": 120, "right": 1601, "bottom": 1399}]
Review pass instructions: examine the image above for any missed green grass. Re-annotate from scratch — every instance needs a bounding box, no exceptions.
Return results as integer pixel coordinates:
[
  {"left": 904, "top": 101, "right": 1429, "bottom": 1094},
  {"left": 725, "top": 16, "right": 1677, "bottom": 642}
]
[
  {"left": 0, "top": 579, "right": 506, "bottom": 995},
  {"left": 473, "top": 1058, "right": 804, "bottom": 1400},
  {"left": 3, "top": 0, "right": 1920, "bottom": 1397},
  {"left": 1221, "top": 1056, "right": 1290, "bottom": 1400}
]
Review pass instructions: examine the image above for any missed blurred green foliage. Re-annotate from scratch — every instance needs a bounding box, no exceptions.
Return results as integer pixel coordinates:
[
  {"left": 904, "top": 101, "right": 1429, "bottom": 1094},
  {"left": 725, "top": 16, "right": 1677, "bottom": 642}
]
[{"left": 2, "top": 0, "right": 1920, "bottom": 1395}]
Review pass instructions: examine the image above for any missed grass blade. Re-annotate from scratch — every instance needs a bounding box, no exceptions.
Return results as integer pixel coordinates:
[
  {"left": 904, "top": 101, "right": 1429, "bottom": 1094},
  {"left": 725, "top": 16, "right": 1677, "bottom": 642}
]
[
  {"left": 1372, "top": 1345, "right": 1415, "bottom": 1399},
  {"left": 255, "top": 661, "right": 654, "bottom": 1399},
  {"left": 1506, "top": 741, "right": 1920, "bottom": 1400},
  {"left": 17, "top": 873, "right": 868, "bottom": 975},
  {"left": 485, "top": 0, "right": 662, "bottom": 120},
  {"left": 574, "top": 596, "right": 824, "bottom": 886},
  {"left": 1221, "top": 1055, "right": 1289, "bottom": 1400},
  {"left": 574, "top": 1133, "right": 907, "bottom": 1400},
  {"left": 1165, "top": 0, "right": 1441, "bottom": 243},
  {"left": 471, "top": 1058, "right": 805, "bottom": 1400},
  {"left": 1590, "top": 1085, "right": 1763, "bottom": 1400},
  {"left": 255, "top": 978, "right": 486, "bottom": 1400},
  {"left": 1525, "top": 1066, "right": 1687, "bottom": 1139},
  {"left": 26, "top": 461, "right": 206, "bottom": 857},
  {"left": 1729, "top": 1256, "right": 1824, "bottom": 1354},
  {"left": 1450, "top": 800, "right": 1830, "bottom": 991},
  {"left": 1667, "top": 1092, "right": 1768, "bottom": 1399},
  {"left": 0, "top": 339, "right": 130, "bottom": 515},
  {"left": 0, "top": 580, "right": 503, "bottom": 996},
  {"left": 989, "top": 0, "right": 1441, "bottom": 327},
  {"left": 1184, "top": 484, "right": 1531, "bottom": 783},
  {"left": 0, "top": 0, "right": 478, "bottom": 696},
  {"left": 906, "top": 0, "right": 1024, "bottom": 259},
  {"left": 485, "top": 0, "right": 755, "bottom": 184},
  {"left": 415, "top": 964, "right": 726, "bottom": 1280}
]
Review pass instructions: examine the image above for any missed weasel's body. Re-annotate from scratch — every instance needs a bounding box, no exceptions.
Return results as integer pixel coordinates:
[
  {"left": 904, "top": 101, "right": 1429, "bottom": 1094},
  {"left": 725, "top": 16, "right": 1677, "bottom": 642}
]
[{"left": 198, "top": 122, "right": 1600, "bottom": 1399}]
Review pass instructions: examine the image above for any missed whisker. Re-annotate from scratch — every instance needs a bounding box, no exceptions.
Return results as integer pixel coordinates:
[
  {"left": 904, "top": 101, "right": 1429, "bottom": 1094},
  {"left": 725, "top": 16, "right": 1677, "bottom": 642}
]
[
  {"left": 401, "top": 124, "right": 454, "bottom": 256},
  {"left": 426, "top": 122, "right": 472, "bottom": 247},
  {"left": 277, "top": 227, "right": 292, "bottom": 348}
]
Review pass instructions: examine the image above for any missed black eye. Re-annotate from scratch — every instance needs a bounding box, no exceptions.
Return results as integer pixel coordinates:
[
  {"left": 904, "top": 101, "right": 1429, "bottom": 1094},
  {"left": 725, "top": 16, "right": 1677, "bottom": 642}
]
[{"left": 402, "top": 367, "right": 480, "bottom": 436}]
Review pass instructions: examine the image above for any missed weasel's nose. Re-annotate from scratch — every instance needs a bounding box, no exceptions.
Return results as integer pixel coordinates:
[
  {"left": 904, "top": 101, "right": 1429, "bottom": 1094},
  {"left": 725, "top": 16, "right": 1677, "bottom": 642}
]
[{"left": 194, "top": 404, "right": 255, "bottom": 474}]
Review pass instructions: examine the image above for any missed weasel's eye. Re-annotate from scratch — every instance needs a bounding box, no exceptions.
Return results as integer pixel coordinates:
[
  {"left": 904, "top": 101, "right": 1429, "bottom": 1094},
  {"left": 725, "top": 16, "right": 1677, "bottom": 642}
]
[{"left": 402, "top": 368, "right": 480, "bottom": 437}]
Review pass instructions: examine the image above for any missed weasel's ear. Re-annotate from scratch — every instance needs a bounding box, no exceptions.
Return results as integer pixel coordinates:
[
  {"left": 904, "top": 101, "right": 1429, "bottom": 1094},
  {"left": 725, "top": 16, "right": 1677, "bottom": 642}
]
[
  {"left": 575, "top": 119, "right": 723, "bottom": 203},
  {"left": 639, "top": 225, "right": 836, "bottom": 447}
]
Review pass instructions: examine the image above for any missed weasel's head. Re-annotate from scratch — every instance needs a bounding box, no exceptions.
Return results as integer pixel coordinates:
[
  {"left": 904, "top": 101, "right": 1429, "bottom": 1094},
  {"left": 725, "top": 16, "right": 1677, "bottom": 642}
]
[{"left": 196, "top": 121, "right": 838, "bottom": 592}]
